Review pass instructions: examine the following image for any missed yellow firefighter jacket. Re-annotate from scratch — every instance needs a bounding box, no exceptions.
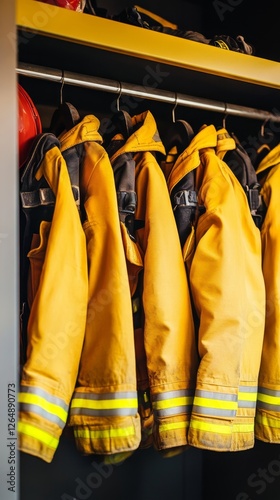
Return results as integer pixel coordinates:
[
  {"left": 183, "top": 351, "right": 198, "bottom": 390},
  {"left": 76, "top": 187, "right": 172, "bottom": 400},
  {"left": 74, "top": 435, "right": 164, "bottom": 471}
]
[
  {"left": 163, "top": 124, "right": 266, "bottom": 451},
  {"left": 18, "top": 134, "right": 88, "bottom": 463},
  {"left": 58, "top": 115, "right": 141, "bottom": 457},
  {"left": 107, "top": 110, "right": 198, "bottom": 452},
  {"left": 255, "top": 143, "right": 280, "bottom": 443}
]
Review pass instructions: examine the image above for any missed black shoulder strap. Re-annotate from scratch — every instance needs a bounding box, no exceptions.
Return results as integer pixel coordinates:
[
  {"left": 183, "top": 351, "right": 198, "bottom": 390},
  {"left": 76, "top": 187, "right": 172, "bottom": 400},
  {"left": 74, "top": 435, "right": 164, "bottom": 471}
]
[{"left": 223, "top": 134, "right": 265, "bottom": 228}]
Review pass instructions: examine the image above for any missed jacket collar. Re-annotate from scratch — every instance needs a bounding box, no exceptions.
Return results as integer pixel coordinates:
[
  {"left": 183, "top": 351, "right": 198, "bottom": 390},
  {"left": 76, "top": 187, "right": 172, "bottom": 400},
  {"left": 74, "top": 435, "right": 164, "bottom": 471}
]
[
  {"left": 166, "top": 124, "right": 217, "bottom": 192},
  {"left": 59, "top": 114, "right": 103, "bottom": 151},
  {"left": 256, "top": 142, "right": 280, "bottom": 175},
  {"left": 109, "top": 110, "right": 166, "bottom": 163}
]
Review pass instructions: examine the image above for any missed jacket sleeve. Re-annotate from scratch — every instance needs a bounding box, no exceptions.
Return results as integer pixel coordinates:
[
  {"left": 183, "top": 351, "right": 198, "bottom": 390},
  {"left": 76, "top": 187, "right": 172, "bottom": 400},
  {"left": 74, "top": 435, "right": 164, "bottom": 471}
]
[
  {"left": 68, "top": 142, "right": 141, "bottom": 458},
  {"left": 255, "top": 166, "right": 280, "bottom": 443},
  {"left": 18, "top": 146, "right": 88, "bottom": 463},
  {"left": 188, "top": 154, "right": 265, "bottom": 451},
  {"left": 136, "top": 153, "right": 198, "bottom": 452}
]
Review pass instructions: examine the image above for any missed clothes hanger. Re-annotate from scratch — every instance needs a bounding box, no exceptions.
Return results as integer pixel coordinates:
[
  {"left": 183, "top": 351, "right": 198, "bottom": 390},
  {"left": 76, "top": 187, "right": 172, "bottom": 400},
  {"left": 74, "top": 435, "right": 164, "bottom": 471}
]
[
  {"left": 162, "top": 93, "right": 195, "bottom": 156},
  {"left": 110, "top": 81, "right": 134, "bottom": 140},
  {"left": 252, "top": 118, "right": 280, "bottom": 169},
  {"left": 49, "top": 69, "right": 81, "bottom": 137}
]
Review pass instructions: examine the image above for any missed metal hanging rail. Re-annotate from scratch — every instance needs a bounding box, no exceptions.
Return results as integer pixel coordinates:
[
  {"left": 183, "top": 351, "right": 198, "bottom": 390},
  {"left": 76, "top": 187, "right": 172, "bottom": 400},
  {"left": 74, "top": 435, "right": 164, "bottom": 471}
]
[{"left": 17, "top": 62, "right": 280, "bottom": 122}]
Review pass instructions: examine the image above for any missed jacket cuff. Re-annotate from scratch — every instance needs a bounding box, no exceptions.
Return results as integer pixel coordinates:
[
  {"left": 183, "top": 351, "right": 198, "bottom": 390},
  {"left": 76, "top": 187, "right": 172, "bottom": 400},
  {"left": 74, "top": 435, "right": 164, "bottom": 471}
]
[
  {"left": 150, "top": 387, "right": 195, "bottom": 450},
  {"left": 17, "top": 383, "right": 70, "bottom": 462},
  {"left": 69, "top": 415, "right": 141, "bottom": 455},
  {"left": 152, "top": 414, "right": 190, "bottom": 450},
  {"left": 188, "top": 414, "right": 255, "bottom": 451},
  {"left": 18, "top": 415, "right": 64, "bottom": 463},
  {"left": 255, "top": 409, "right": 280, "bottom": 443}
]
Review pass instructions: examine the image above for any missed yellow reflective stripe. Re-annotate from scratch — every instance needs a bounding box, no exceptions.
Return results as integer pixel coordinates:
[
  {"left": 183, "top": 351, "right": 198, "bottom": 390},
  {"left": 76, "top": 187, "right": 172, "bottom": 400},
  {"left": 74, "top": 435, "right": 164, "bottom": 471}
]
[
  {"left": 159, "top": 421, "right": 189, "bottom": 433},
  {"left": 19, "top": 392, "right": 68, "bottom": 423},
  {"left": 190, "top": 419, "right": 253, "bottom": 434},
  {"left": 74, "top": 426, "right": 135, "bottom": 440},
  {"left": 190, "top": 419, "right": 232, "bottom": 435},
  {"left": 153, "top": 396, "right": 192, "bottom": 411},
  {"left": 194, "top": 397, "right": 237, "bottom": 410},
  {"left": 256, "top": 412, "right": 280, "bottom": 429},
  {"left": 71, "top": 398, "right": 137, "bottom": 410},
  {"left": 258, "top": 392, "right": 280, "bottom": 406},
  {"left": 233, "top": 423, "right": 254, "bottom": 433},
  {"left": 18, "top": 421, "right": 59, "bottom": 449},
  {"left": 238, "top": 392, "right": 256, "bottom": 402}
]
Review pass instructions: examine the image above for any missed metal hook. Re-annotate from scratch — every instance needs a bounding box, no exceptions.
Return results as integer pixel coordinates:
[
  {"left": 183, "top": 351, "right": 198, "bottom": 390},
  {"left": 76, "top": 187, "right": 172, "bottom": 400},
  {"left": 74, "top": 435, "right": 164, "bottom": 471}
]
[
  {"left": 222, "top": 103, "right": 228, "bottom": 128},
  {"left": 60, "top": 69, "right": 65, "bottom": 105},
  {"left": 116, "top": 81, "right": 122, "bottom": 112},
  {"left": 172, "top": 93, "right": 178, "bottom": 123},
  {"left": 260, "top": 118, "right": 269, "bottom": 137}
]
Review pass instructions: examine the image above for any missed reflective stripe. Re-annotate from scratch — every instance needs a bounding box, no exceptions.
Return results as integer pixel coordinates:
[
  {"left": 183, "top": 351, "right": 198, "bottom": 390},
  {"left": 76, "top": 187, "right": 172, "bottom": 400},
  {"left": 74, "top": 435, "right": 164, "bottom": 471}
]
[
  {"left": 192, "top": 405, "right": 235, "bottom": 417},
  {"left": 238, "top": 386, "right": 257, "bottom": 409},
  {"left": 71, "top": 407, "right": 137, "bottom": 417},
  {"left": 190, "top": 419, "right": 232, "bottom": 435},
  {"left": 70, "top": 391, "right": 138, "bottom": 417},
  {"left": 233, "top": 423, "right": 254, "bottom": 434},
  {"left": 158, "top": 421, "right": 189, "bottom": 433},
  {"left": 195, "top": 390, "right": 238, "bottom": 402},
  {"left": 259, "top": 387, "right": 280, "bottom": 398},
  {"left": 18, "top": 421, "right": 59, "bottom": 449},
  {"left": 190, "top": 419, "right": 253, "bottom": 435},
  {"left": 257, "top": 388, "right": 280, "bottom": 412},
  {"left": 74, "top": 426, "right": 136, "bottom": 440},
  {"left": 193, "top": 390, "right": 237, "bottom": 418},
  {"left": 152, "top": 390, "right": 194, "bottom": 417},
  {"left": 239, "top": 385, "right": 258, "bottom": 394},
  {"left": 19, "top": 387, "right": 68, "bottom": 428},
  {"left": 256, "top": 412, "right": 280, "bottom": 429},
  {"left": 20, "top": 386, "right": 68, "bottom": 410}
]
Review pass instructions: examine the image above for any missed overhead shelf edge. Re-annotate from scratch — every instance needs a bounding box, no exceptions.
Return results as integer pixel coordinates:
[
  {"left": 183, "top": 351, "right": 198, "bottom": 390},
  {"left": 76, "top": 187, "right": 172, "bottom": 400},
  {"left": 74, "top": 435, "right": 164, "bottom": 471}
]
[{"left": 17, "top": 0, "right": 280, "bottom": 90}]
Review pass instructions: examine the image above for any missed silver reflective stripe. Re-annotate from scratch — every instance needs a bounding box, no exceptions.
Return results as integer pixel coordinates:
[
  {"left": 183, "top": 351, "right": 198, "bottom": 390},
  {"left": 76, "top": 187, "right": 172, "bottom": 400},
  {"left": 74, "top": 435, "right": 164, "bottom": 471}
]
[
  {"left": 192, "top": 405, "right": 236, "bottom": 417},
  {"left": 257, "top": 401, "right": 280, "bottom": 412},
  {"left": 195, "top": 390, "right": 238, "bottom": 402},
  {"left": 193, "top": 389, "right": 237, "bottom": 418},
  {"left": 70, "top": 391, "right": 138, "bottom": 417},
  {"left": 238, "top": 385, "right": 257, "bottom": 409},
  {"left": 257, "top": 387, "right": 280, "bottom": 412},
  {"left": 19, "top": 386, "right": 68, "bottom": 428},
  {"left": 152, "top": 389, "right": 194, "bottom": 417},
  {"left": 19, "top": 403, "right": 66, "bottom": 428},
  {"left": 152, "top": 389, "right": 194, "bottom": 401},
  {"left": 239, "top": 385, "right": 257, "bottom": 393},
  {"left": 238, "top": 401, "right": 256, "bottom": 409},
  {"left": 20, "top": 386, "right": 69, "bottom": 411},
  {"left": 258, "top": 387, "right": 280, "bottom": 398},
  {"left": 73, "top": 391, "right": 137, "bottom": 400},
  {"left": 154, "top": 406, "right": 192, "bottom": 418},
  {"left": 70, "top": 407, "right": 136, "bottom": 417}
]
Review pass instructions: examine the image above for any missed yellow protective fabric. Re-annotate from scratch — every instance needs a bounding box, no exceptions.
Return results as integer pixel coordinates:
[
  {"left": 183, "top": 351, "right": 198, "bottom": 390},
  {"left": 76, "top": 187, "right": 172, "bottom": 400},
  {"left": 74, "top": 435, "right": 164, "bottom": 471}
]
[
  {"left": 109, "top": 110, "right": 198, "bottom": 451},
  {"left": 165, "top": 124, "right": 265, "bottom": 451},
  {"left": 18, "top": 145, "right": 88, "bottom": 463},
  {"left": 59, "top": 115, "right": 141, "bottom": 456},
  {"left": 255, "top": 144, "right": 280, "bottom": 443}
]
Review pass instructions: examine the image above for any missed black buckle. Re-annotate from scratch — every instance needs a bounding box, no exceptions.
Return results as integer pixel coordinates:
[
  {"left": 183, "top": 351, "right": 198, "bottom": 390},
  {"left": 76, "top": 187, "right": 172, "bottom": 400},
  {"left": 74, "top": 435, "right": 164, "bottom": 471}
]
[
  {"left": 173, "top": 190, "right": 197, "bottom": 208},
  {"left": 21, "top": 185, "right": 80, "bottom": 209},
  {"left": 117, "top": 191, "right": 137, "bottom": 214}
]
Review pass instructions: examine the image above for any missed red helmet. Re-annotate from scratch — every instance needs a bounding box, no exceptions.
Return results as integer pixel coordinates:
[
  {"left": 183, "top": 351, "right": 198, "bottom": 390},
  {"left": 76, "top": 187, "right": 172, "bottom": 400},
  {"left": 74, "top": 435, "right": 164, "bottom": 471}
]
[
  {"left": 18, "top": 83, "right": 42, "bottom": 169},
  {"left": 37, "top": 0, "right": 85, "bottom": 11}
]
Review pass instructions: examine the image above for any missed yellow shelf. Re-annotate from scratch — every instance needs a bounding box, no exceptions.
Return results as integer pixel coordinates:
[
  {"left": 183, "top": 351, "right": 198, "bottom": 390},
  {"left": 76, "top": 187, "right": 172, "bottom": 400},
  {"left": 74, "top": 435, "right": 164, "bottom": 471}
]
[{"left": 17, "top": 0, "right": 280, "bottom": 90}]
